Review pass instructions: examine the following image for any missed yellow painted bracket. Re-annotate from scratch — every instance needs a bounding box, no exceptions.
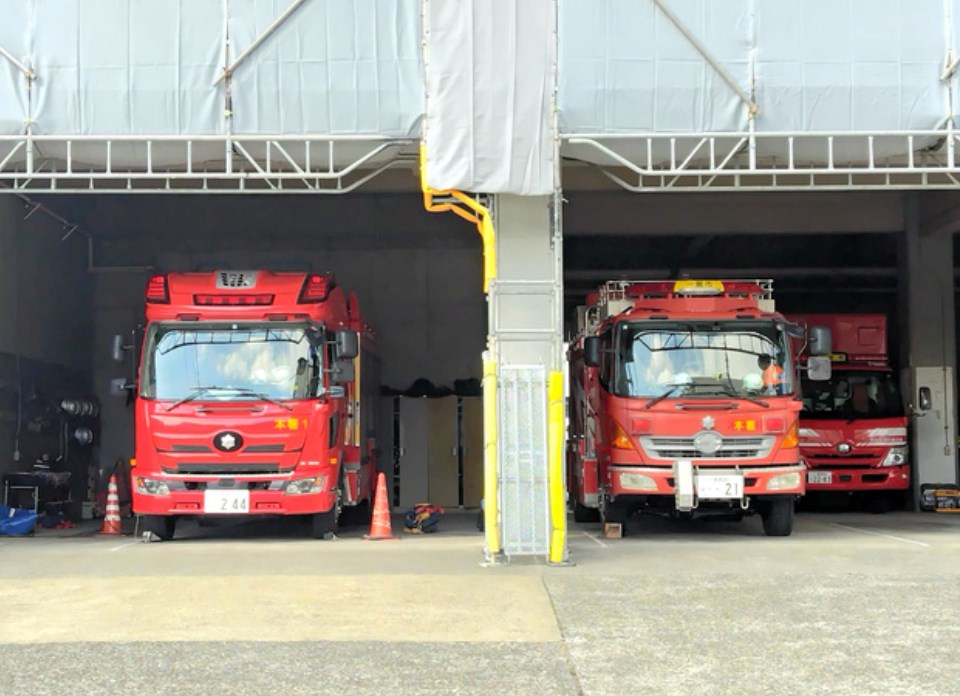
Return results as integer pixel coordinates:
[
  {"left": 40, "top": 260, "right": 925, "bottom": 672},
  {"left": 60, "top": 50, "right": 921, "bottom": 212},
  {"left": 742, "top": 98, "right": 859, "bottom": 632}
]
[
  {"left": 547, "top": 371, "right": 567, "bottom": 564},
  {"left": 482, "top": 358, "right": 501, "bottom": 556},
  {"left": 419, "top": 144, "right": 497, "bottom": 293}
]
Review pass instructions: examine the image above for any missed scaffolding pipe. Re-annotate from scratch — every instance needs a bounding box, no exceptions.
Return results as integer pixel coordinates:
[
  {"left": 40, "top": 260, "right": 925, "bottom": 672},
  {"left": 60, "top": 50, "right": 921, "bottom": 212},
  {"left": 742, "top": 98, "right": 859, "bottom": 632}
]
[
  {"left": 0, "top": 45, "right": 34, "bottom": 79},
  {"left": 651, "top": 0, "right": 757, "bottom": 114},
  {"left": 213, "top": 0, "right": 307, "bottom": 86}
]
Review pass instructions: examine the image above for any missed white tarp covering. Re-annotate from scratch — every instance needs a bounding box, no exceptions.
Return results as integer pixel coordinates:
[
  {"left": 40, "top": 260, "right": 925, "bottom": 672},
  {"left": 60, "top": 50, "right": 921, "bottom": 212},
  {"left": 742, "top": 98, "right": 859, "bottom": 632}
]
[
  {"left": 0, "top": 1, "right": 32, "bottom": 135},
  {"left": 0, "top": 0, "right": 422, "bottom": 137},
  {"left": 560, "top": 0, "right": 748, "bottom": 133},
  {"left": 3, "top": 0, "right": 223, "bottom": 135},
  {"left": 560, "top": 0, "right": 951, "bottom": 134},
  {"left": 423, "top": 0, "right": 556, "bottom": 195},
  {"left": 229, "top": 0, "right": 423, "bottom": 136}
]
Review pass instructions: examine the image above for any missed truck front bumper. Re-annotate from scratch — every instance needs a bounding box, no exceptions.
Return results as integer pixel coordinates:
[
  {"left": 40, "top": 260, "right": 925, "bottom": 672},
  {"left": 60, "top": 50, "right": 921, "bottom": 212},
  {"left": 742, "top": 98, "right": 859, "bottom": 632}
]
[
  {"left": 805, "top": 464, "right": 910, "bottom": 492},
  {"left": 133, "top": 488, "right": 338, "bottom": 516},
  {"left": 609, "top": 463, "right": 805, "bottom": 499}
]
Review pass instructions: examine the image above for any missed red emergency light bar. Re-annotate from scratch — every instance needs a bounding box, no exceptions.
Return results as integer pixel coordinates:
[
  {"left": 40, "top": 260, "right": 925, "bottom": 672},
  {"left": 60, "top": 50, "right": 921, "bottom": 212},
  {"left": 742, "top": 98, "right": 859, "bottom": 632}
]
[
  {"left": 298, "top": 274, "right": 334, "bottom": 303},
  {"left": 145, "top": 274, "right": 169, "bottom": 303},
  {"left": 194, "top": 294, "right": 275, "bottom": 306},
  {"left": 626, "top": 280, "right": 766, "bottom": 299}
]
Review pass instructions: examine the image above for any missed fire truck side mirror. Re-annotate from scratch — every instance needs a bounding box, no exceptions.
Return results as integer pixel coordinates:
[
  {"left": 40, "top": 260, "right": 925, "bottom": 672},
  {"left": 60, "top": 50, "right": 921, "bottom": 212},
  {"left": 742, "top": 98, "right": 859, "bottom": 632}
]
[
  {"left": 331, "top": 360, "right": 356, "bottom": 384},
  {"left": 808, "top": 326, "right": 832, "bottom": 355},
  {"left": 109, "top": 378, "right": 135, "bottom": 396},
  {"left": 584, "top": 337, "right": 601, "bottom": 367},
  {"left": 336, "top": 330, "right": 359, "bottom": 360},
  {"left": 111, "top": 334, "right": 126, "bottom": 363},
  {"left": 918, "top": 386, "right": 932, "bottom": 412},
  {"left": 807, "top": 356, "right": 832, "bottom": 382},
  {"left": 785, "top": 323, "right": 805, "bottom": 339}
]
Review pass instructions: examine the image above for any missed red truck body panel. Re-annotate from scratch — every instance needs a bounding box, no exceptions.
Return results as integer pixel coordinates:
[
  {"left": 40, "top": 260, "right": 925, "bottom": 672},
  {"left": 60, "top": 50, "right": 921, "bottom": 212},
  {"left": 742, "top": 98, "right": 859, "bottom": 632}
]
[{"left": 790, "top": 313, "right": 909, "bottom": 494}]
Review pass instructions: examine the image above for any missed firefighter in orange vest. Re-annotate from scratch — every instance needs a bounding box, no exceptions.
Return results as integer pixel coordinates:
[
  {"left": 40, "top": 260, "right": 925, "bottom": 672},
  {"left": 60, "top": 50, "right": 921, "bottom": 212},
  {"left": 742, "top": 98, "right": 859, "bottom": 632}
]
[{"left": 758, "top": 354, "right": 785, "bottom": 395}]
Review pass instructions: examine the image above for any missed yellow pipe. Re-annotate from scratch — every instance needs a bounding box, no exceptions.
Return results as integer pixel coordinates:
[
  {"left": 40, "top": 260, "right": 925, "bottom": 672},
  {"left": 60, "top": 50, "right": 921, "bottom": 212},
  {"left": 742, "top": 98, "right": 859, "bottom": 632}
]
[
  {"left": 482, "top": 357, "right": 501, "bottom": 556},
  {"left": 420, "top": 143, "right": 501, "bottom": 556},
  {"left": 419, "top": 144, "right": 497, "bottom": 293},
  {"left": 547, "top": 370, "right": 566, "bottom": 564}
]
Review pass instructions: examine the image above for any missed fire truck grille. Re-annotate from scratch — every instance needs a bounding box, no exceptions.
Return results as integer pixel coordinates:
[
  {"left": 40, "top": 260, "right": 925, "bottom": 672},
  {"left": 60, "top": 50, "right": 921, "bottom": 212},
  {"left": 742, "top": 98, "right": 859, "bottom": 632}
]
[
  {"left": 640, "top": 436, "right": 773, "bottom": 460},
  {"left": 163, "top": 463, "right": 287, "bottom": 475},
  {"left": 807, "top": 453, "right": 874, "bottom": 460},
  {"left": 171, "top": 444, "right": 212, "bottom": 453}
]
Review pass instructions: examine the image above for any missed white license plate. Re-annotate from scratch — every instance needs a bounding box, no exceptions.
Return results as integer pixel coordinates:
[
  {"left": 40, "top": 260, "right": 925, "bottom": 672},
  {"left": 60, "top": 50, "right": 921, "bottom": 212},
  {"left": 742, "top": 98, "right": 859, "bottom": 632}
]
[
  {"left": 696, "top": 475, "right": 744, "bottom": 500},
  {"left": 204, "top": 489, "right": 250, "bottom": 514},
  {"left": 807, "top": 471, "right": 833, "bottom": 485}
]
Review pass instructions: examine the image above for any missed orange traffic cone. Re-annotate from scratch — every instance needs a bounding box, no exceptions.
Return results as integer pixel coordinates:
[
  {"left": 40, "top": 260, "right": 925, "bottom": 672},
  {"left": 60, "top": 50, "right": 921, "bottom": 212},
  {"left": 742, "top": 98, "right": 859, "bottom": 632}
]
[
  {"left": 363, "top": 472, "right": 398, "bottom": 541},
  {"left": 98, "top": 474, "right": 122, "bottom": 535}
]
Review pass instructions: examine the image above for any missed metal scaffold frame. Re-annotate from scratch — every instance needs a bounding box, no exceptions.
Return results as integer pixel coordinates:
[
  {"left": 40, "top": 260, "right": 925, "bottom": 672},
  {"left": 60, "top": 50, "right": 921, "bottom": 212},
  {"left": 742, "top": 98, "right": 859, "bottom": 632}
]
[
  {"left": 0, "top": 135, "right": 417, "bottom": 194},
  {"left": 563, "top": 130, "right": 960, "bottom": 192}
]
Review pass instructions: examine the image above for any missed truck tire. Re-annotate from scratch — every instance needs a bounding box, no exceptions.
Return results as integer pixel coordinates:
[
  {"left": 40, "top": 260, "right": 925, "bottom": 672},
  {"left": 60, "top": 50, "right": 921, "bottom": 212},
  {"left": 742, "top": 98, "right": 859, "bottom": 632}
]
[
  {"left": 761, "top": 498, "right": 794, "bottom": 537},
  {"left": 601, "top": 498, "right": 631, "bottom": 536},
  {"left": 311, "top": 504, "right": 339, "bottom": 539},
  {"left": 341, "top": 499, "right": 371, "bottom": 526},
  {"left": 573, "top": 501, "right": 600, "bottom": 523},
  {"left": 142, "top": 515, "right": 176, "bottom": 541}
]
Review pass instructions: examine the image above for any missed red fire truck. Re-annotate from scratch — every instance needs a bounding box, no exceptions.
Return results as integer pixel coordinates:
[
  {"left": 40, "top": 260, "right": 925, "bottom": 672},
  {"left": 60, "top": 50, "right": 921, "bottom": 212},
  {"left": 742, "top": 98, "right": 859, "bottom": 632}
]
[
  {"left": 121, "top": 270, "right": 380, "bottom": 540},
  {"left": 791, "top": 314, "right": 909, "bottom": 509},
  {"left": 567, "top": 280, "right": 805, "bottom": 536}
]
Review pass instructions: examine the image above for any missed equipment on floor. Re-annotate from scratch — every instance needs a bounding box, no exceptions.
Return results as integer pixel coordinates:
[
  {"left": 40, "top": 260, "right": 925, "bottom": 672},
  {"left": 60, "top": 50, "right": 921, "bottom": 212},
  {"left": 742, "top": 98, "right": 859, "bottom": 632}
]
[
  {"left": 403, "top": 503, "right": 445, "bottom": 534},
  {"left": 919, "top": 484, "right": 960, "bottom": 512},
  {"left": 0, "top": 505, "right": 37, "bottom": 536}
]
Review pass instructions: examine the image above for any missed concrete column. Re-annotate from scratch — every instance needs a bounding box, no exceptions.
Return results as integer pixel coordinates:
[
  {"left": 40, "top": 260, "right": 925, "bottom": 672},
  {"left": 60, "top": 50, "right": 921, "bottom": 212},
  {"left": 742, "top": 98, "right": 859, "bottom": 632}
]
[
  {"left": 488, "top": 194, "right": 565, "bottom": 562},
  {"left": 899, "top": 196, "right": 958, "bottom": 490},
  {"left": 490, "top": 195, "right": 562, "bottom": 369}
]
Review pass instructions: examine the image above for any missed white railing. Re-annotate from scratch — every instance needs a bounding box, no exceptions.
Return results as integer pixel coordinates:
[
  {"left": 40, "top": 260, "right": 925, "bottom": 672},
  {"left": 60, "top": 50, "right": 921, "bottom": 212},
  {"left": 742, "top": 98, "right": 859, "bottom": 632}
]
[
  {"left": 0, "top": 134, "right": 417, "bottom": 194},
  {"left": 563, "top": 130, "right": 960, "bottom": 191}
]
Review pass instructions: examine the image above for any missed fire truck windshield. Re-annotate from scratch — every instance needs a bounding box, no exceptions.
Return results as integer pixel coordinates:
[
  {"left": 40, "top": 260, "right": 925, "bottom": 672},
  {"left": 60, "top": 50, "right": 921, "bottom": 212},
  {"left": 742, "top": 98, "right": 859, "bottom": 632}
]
[
  {"left": 800, "top": 370, "right": 902, "bottom": 419},
  {"left": 613, "top": 322, "right": 794, "bottom": 399},
  {"left": 141, "top": 323, "right": 323, "bottom": 402}
]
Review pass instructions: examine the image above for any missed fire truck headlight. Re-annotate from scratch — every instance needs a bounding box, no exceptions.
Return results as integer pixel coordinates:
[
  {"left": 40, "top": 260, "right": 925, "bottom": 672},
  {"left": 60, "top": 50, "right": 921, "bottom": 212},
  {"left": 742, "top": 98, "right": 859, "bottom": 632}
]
[
  {"left": 285, "top": 476, "right": 327, "bottom": 495},
  {"left": 619, "top": 472, "right": 658, "bottom": 491},
  {"left": 135, "top": 478, "right": 170, "bottom": 496},
  {"left": 766, "top": 472, "right": 801, "bottom": 491},
  {"left": 881, "top": 447, "right": 907, "bottom": 467}
]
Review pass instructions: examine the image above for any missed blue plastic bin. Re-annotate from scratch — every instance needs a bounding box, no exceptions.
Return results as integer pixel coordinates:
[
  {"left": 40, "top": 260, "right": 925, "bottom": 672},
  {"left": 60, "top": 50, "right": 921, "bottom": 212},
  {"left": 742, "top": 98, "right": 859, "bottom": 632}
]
[{"left": 0, "top": 504, "right": 37, "bottom": 536}]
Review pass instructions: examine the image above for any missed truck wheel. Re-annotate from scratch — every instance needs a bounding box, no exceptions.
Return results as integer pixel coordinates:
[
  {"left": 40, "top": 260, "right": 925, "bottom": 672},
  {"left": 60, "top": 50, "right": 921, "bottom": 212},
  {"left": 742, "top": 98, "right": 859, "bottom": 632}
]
[
  {"left": 341, "top": 499, "right": 371, "bottom": 526},
  {"left": 761, "top": 498, "right": 794, "bottom": 537},
  {"left": 866, "top": 492, "right": 900, "bottom": 514},
  {"left": 573, "top": 501, "right": 600, "bottom": 523},
  {"left": 311, "top": 506, "right": 339, "bottom": 539},
  {"left": 142, "top": 515, "right": 176, "bottom": 541},
  {"left": 601, "top": 498, "right": 631, "bottom": 536}
]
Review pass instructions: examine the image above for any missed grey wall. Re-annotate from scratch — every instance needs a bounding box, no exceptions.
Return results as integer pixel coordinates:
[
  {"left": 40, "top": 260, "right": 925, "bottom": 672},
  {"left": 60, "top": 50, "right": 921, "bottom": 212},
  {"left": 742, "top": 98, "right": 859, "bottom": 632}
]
[
  {"left": 63, "top": 194, "right": 487, "bottom": 469},
  {"left": 0, "top": 195, "right": 92, "bottom": 481}
]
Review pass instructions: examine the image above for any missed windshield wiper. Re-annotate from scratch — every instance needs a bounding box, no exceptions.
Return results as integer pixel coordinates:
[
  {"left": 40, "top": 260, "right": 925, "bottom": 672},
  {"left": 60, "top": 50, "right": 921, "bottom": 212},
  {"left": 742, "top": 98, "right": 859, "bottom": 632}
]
[
  {"left": 644, "top": 386, "right": 680, "bottom": 409},
  {"left": 228, "top": 388, "right": 294, "bottom": 411},
  {"left": 165, "top": 385, "right": 293, "bottom": 411},
  {"left": 699, "top": 387, "right": 770, "bottom": 409},
  {"left": 166, "top": 386, "right": 220, "bottom": 411}
]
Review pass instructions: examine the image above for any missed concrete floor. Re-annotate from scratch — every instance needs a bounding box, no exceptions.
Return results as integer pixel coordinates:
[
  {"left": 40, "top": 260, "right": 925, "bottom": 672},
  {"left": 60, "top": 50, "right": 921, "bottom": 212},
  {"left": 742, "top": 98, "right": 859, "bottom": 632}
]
[{"left": 2, "top": 510, "right": 959, "bottom": 695}]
